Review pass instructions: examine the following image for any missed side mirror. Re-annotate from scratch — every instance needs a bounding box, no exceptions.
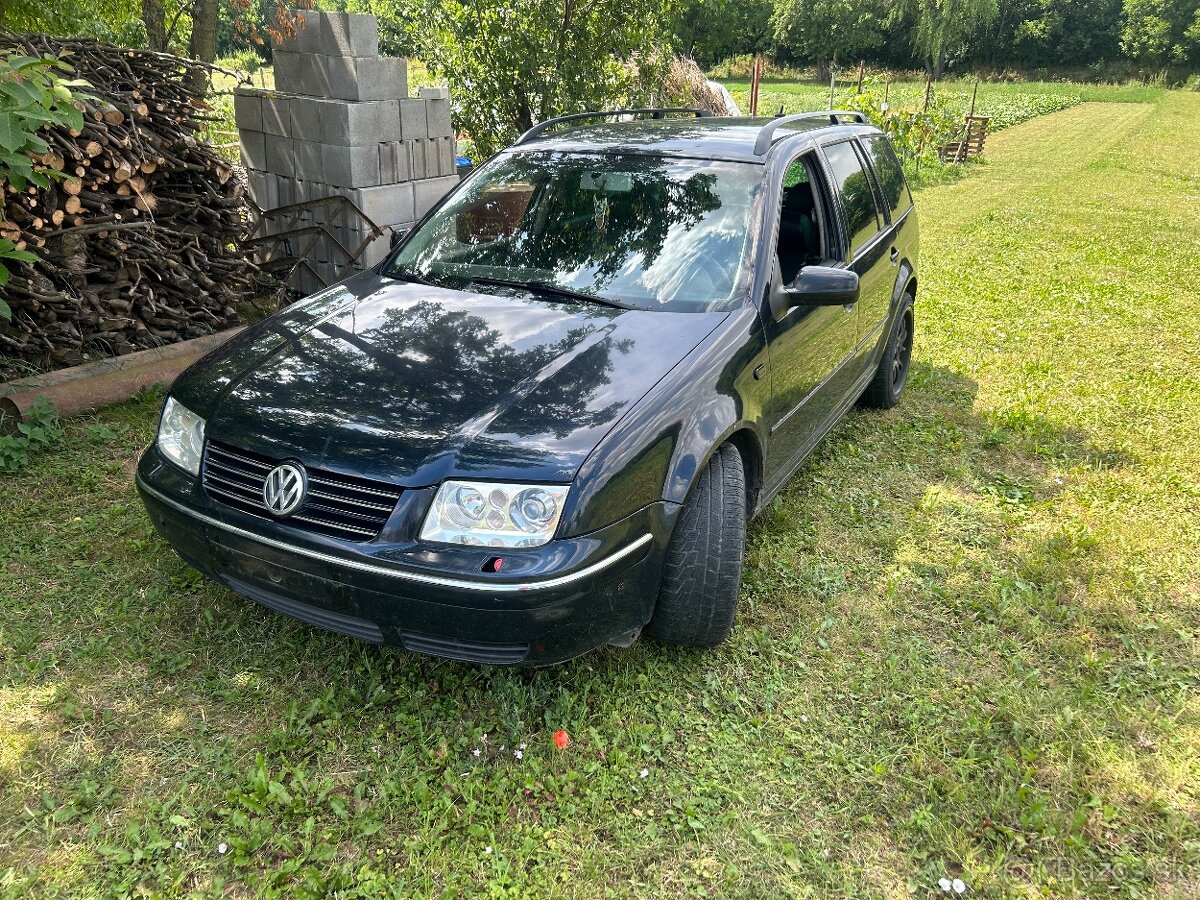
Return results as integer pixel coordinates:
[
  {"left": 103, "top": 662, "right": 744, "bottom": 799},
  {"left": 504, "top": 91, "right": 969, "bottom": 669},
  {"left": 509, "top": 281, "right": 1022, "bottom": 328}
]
[{"left": 783, "top": 265, "right": 860, "bottom": 307}]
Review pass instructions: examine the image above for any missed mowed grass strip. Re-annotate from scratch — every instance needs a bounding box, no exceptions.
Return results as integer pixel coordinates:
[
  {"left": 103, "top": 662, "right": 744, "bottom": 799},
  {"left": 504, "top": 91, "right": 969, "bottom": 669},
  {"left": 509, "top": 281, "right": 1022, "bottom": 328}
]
[{"left": 1, "top": 92, "right": 1198, "bottom": 898}]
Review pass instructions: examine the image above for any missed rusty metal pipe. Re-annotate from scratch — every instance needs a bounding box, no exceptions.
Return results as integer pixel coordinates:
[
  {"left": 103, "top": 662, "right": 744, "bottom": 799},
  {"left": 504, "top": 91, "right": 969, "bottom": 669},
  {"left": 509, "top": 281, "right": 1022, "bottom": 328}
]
[{"left": 1, "top": 327, "right": 244, "bottom": 424}]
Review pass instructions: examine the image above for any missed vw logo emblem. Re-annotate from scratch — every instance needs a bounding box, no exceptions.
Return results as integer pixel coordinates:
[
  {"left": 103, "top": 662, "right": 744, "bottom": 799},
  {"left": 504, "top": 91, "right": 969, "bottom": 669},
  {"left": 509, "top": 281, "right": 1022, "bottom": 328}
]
[{"left": 263, "top": 463, "right": 307, "bottom": 517}]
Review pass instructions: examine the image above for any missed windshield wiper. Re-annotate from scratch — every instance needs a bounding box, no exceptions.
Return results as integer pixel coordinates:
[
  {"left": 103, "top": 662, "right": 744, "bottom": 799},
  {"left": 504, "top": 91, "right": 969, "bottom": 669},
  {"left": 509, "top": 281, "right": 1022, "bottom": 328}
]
[
  {"left": 468, "top": 275, "right": 631, "bottom": 310},
  {"left": 385, "top": 264, "right": 443, "bottom": 288}
]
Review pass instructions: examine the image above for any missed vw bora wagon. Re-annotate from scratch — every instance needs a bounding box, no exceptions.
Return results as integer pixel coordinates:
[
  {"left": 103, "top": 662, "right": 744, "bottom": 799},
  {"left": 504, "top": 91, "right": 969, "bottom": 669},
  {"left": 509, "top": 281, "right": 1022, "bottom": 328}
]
[{"left": 137, "top": 108, "right": 919, "bottom": 665}]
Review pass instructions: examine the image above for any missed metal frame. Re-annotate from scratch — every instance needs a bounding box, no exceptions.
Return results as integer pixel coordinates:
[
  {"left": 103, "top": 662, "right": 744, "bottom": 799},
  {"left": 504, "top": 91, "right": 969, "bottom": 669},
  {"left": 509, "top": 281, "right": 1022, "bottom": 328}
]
[
  {"left": 241, "top": 194, "right": 385, "bottom": 300},
  {"left": 753, "top": 110, "right": 869, "bottom": 156},
  {"left": 515, "top": 108, "right": 712, "bottom": 146}
]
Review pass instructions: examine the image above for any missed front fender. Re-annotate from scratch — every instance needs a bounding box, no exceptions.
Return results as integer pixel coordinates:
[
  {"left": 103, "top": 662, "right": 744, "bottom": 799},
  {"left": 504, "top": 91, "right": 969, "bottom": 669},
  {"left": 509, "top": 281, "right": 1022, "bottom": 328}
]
[{"left": 559, "top": 307, "right": 768, "bottom": 537}]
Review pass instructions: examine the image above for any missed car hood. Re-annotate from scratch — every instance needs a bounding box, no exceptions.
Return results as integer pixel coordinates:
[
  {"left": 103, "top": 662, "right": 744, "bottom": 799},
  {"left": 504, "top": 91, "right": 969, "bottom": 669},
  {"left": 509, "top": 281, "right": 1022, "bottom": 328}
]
[{"left": 174, "top": 272, "right": 728, "bottom": 485}]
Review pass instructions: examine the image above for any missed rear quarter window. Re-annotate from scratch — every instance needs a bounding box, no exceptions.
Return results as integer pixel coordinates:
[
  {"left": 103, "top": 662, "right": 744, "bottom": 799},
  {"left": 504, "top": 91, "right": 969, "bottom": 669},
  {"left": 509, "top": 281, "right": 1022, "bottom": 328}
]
[
  {"left": 863, "top": 135, "right": 913, "bottom": 222},
  {"left": 821, "top": 140, "right": 880, "bottom": 257}
]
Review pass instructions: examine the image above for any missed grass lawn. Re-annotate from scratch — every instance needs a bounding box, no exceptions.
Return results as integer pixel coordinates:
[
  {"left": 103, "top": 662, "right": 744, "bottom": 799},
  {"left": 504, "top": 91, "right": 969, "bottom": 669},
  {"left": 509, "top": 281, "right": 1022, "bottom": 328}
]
[{"left": 2, "top": 91, "right": 1199, "bottom": 897}]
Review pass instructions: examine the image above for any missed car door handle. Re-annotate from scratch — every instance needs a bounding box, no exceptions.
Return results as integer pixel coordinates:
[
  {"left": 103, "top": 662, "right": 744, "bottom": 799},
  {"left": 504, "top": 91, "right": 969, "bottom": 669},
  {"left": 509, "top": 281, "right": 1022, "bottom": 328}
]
[{"left": 889, "top": 247, "right": 899, "bottom": 264}]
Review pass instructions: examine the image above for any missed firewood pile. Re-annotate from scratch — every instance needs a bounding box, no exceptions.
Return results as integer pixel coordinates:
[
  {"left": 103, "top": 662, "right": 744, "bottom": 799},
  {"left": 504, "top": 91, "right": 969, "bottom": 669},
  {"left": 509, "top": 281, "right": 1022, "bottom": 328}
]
[{"left": 0, "top": 31, "right": 255, "bottom": 377}]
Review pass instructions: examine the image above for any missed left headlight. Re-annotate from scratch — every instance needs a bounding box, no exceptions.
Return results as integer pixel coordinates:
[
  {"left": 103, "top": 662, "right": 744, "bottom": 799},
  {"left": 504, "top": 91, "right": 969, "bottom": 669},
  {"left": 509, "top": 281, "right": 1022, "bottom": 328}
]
[
  {"left": 420, "top": 480, "right": 569, "bottom": 548},
  {"left": 157, "top": 396, "right": 206, "bottom": 476}
]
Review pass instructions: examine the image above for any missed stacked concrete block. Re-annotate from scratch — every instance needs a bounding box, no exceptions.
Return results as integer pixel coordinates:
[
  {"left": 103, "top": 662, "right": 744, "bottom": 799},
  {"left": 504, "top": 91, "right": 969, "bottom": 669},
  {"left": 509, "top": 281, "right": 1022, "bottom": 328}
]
[{"left": 234, "top": 10, "right": 459, "bottom": 295}]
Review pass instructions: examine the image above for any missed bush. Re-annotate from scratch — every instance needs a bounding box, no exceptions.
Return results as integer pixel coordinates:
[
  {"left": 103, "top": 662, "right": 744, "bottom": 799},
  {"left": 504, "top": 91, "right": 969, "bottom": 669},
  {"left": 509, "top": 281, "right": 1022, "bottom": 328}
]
[
  {"left": 983, "top": 93, "right": 1080, "bottom": 131},
  {"left": 841, "top": 77, "right": 962, "bottom": 170},
  {"left": 0, "top": 397, "right": 63, "bottom": 475}
]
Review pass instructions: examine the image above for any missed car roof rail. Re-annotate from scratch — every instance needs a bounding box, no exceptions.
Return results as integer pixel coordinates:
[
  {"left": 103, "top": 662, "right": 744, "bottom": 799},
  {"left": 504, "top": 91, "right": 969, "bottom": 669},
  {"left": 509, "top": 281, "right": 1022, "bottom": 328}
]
[
  {"left": 753, "top": 110, "right": 869, "bottom": 156},
  {"left": 515, "top": 108, "right": 713, "bottom": 146}
]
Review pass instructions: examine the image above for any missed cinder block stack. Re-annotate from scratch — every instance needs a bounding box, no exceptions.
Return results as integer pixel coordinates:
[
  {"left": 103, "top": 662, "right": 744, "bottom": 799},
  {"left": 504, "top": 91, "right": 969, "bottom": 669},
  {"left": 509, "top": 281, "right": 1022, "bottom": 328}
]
[{"left": 234, "top": 10, "right": 460, "bottom": 294}]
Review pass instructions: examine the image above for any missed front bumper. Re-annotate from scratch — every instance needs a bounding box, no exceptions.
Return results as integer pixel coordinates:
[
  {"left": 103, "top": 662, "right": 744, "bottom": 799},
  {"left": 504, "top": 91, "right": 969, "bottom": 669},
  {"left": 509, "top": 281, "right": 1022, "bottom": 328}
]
[{"left": 135, "top": 446, "right": 673, "bottom": 666}]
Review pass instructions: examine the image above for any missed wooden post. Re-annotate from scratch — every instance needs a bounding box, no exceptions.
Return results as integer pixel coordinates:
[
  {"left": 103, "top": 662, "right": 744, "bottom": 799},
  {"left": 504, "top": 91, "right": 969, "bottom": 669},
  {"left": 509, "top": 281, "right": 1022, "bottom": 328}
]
[
  {"left": 969, "top": 77, "right": 979, "bottom": 117},
  {"left": 749, "top": 55, "right": 762, "bottom": 116},
  {"left": 829, "top": 66, "right": 836, "bottom": 108},
  {"left": 923, "top": 75, "right": 932, "bottom": 112},
  {"left": 856, "top": 60, "right": 865, "bottom": 93}
]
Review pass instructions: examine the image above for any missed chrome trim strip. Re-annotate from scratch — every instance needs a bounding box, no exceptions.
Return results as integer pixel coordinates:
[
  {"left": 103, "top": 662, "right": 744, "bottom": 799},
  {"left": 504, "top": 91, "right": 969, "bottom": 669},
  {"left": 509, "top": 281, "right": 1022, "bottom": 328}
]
[{"left": 137, "top": 476, "right": 653, "bottom": 593}]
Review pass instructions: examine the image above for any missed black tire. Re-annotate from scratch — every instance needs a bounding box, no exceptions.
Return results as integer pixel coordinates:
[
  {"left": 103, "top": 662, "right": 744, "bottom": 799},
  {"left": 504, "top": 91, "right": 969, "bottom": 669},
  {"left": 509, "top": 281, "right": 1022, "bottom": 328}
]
[
  {"left": 860, "top": 293, "right": 915, "bottom": 410},
  {"left": 647, "top": 442, "right": 746, "bottom": 647}
]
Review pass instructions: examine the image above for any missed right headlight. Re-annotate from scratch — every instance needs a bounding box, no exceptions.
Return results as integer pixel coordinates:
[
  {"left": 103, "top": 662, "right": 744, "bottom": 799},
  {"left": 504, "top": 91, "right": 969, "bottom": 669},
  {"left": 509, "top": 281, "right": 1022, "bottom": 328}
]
[
  {"left": 156, "top": 396, "right": 206, "bottom": 476},
  {"left": 419, "top": 480, "right": 569, "bottom": 548}
]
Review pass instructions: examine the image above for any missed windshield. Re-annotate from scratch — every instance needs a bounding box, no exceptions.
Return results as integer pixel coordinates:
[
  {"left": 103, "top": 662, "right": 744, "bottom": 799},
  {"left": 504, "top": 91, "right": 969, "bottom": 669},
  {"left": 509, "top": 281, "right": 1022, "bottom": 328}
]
[{"left": 386, "top": 152, "right": 762, "bottom": 312}]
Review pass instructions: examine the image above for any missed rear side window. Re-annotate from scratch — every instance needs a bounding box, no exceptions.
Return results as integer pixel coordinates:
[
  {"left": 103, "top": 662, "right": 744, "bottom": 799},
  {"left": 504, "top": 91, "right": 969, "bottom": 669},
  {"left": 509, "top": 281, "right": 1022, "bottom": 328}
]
[
  {"left": 862, "top": 135, "right": 912, "bottom": 222},
  {"left": 822, "top": 140, "right": 880, "bottom": 257}
]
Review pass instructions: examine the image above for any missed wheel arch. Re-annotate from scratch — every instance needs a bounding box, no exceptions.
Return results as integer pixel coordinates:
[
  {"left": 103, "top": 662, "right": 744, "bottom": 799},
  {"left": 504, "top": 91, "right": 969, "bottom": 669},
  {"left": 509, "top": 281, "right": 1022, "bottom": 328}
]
[
  {"left": 722, "top": 427, "right": 762, "bottom": 522},
  {"left": 893, "top": 260, "right": 916, "bottom": 305}
]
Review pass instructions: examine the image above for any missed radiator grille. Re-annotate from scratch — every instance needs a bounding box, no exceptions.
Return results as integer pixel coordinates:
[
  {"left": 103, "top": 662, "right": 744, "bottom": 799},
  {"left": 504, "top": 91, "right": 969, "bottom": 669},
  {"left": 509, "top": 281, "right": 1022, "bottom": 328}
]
[{"left": 202, "top": 440, "right": 402, "bottom": 541}]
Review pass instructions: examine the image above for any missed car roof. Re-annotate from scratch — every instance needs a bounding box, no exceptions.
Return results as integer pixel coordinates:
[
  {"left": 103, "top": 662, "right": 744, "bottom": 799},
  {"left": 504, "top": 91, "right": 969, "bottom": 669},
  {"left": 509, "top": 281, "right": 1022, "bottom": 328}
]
[{"left": 509, "top": 115, "right": 882, "bottom": 163}]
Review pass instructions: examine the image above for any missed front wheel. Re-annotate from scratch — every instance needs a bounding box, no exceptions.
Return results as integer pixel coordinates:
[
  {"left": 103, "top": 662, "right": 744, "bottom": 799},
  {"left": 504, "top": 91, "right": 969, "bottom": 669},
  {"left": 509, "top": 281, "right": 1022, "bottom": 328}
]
[
  {"left": 646, "top": 443, "right": 746, "bottom": 647},
  {"left": 860, "top": 293, "right": 915, "bottom": 409}
]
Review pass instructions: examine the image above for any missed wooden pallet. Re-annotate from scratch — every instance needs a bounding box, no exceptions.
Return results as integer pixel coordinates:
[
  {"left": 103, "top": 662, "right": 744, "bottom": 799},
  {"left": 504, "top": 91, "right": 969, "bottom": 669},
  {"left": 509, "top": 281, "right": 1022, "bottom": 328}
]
[{"left": 939, "top": 115, "right": 991, "bottom": 163}]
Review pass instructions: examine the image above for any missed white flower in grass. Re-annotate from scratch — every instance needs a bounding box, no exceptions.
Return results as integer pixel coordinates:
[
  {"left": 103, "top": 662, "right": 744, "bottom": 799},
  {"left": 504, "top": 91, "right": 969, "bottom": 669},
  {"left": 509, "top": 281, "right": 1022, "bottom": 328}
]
[
  {"left": 639, "top": 768, "right": 649, "bottom": 778},
  {"left": 801, "top": 715, "right": 809, "bottom": 723},
  {"left": 938, "top": 878, "right": 952, "bottom": 892},
  {"left": 514, "top": 749, "right": 523, "bottom": 760},
  {"left": 174, "top": 841, "right": 183, "bottom": 850},
  {"left": 218, "top": 842, "right": 228, "bottom": 855},
  {"left": 952, "top": 879, "right": 966, "bottom": 894},
  {"left": 484, "top": 846, "right": 493, "bottom": 855},
  {"left": 473, "top": 748, "right": 481, "bottom": 757},
  {"left": 519, "top": 743, "right": 527, "bottom": 750}
]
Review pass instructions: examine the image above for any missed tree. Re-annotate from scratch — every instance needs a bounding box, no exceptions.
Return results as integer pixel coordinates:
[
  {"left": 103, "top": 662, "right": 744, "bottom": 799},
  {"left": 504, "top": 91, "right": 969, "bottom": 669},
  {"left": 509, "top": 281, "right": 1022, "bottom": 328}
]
[
  {"left": 771, "top": 0, "right": 886, "bottom": 81},
  {"left": 891, "top": 0, "right": 1000, "bottom": 77},
  {"left": 0, "top": 0, "right": 144, "bottom": 45},
  {"left": 1027, "top": 0, "right": 1122, "bottom": 68},
  {"left": 142, "top": 0, "right": 169, "bottom": 50},
  {"left": 406, "top": 0, "right": 680, "bottom": 158},
  {"left": 186, "top": 0, "right": 220, "bottom": 93},
  {"left": 1119, "top": 0, "right": 1200, "bottom": 67},
  {"left": 674, "top": 0, "right": 773, "bottom": 67}
]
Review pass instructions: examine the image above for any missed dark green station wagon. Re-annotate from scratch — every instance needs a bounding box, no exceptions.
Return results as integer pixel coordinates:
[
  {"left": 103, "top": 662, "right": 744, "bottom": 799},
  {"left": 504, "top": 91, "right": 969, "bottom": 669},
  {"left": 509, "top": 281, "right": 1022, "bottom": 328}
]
[{"left": 137, "top": 108, "right": 919, "bottom": 665}]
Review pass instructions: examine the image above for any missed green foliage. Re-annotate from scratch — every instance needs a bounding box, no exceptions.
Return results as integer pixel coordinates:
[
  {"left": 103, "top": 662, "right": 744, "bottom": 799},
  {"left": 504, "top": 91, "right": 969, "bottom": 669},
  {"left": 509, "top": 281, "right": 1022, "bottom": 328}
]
[
  {"left": 403, "top": 0, "right": 680, "bottom": 157},
  {"left": 1119, "top": 0, "right": 1200, "bottom": 66},
  {"left": 0, "top": 52, "right": 90, "bottom": 318},
  {"left": 892, "top": 0, "right": 1001, "bottom": 76},
  {"left": 771, "top": 0, "right": 886, "bottom": 73},
  {"left": 0, "top": 0, "right": 145, "bottom": 45},
  {"left": 0, "top": 397, "right": 63, "bottom": 475},
  {"left": 0, "top": 52, "right": 87, "bottom": 190},
  {"left": 980, "top": 90, "right": 1082, "bottom": 128},
  {"left": 988, "top": 0, "right": 1124, "bottom": 70},
  {"left": 841, "top": 77, "right": 962, "bottom": 171},
  {"left": 674, "top": 0, "right": 773, "bottom": 67}
]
